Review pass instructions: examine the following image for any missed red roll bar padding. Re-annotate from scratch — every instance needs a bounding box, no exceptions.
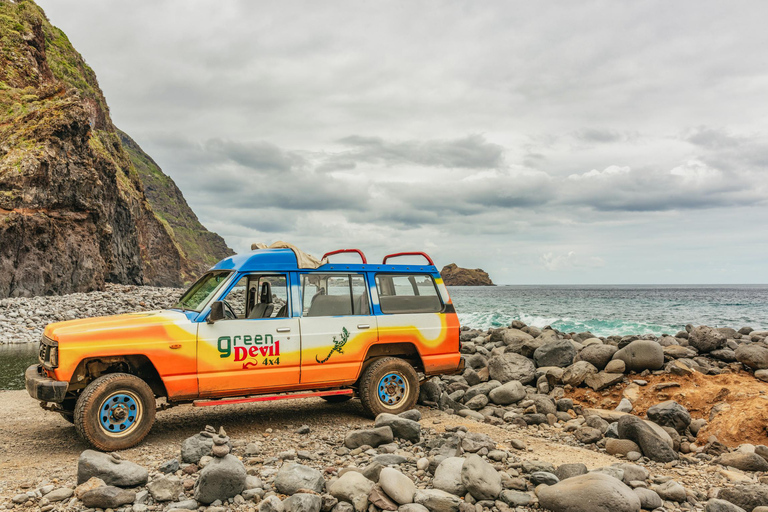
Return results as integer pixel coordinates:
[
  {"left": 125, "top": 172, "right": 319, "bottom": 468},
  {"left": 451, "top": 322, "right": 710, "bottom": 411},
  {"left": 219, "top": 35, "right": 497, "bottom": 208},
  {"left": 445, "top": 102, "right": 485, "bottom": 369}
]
[
  {"left": 321, "top": 249, "right": 368, "bottom": 264},
  {"left": 382, "top": 252, "right": 435, "bottom": 265}
]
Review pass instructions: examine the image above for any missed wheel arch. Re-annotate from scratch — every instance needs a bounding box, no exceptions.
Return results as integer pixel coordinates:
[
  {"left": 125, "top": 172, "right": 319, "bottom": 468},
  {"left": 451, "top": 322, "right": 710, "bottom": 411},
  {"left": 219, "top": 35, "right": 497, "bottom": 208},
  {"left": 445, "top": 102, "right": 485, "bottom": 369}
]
[
  {"left": 360, "top": 342, "right": 424, "bottom": 378},
  {"left": 68, "top": 355, "right": 167, "bottom": 398}
]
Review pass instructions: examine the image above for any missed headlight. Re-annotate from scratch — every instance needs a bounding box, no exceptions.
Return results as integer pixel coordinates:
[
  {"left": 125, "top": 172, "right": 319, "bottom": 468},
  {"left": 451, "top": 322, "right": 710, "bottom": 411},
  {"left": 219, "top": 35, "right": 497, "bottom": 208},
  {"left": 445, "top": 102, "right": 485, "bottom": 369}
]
[{"left": 49, "top": 346, "right": 58, "bottom": 368}]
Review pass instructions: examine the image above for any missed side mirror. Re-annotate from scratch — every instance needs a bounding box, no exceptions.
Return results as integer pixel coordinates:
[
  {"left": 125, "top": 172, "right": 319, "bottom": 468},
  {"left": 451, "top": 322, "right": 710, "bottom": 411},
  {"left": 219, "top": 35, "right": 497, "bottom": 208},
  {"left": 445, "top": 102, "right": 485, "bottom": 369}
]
[{"left": 207, "top": 301, "right": 225, "bottom": 324}]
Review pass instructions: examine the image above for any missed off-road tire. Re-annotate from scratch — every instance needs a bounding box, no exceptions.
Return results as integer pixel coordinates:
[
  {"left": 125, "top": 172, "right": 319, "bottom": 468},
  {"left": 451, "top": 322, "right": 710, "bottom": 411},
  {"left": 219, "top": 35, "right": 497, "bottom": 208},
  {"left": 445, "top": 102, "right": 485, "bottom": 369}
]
[
  {"left": 74, "top": 373, "right": 156, "bottom": 451},
  {"left": 321, "top": 394, "right": 353, "bottom": 404},
  {"left": 359, "top": 357, "right": 418, "bottom": 417}
]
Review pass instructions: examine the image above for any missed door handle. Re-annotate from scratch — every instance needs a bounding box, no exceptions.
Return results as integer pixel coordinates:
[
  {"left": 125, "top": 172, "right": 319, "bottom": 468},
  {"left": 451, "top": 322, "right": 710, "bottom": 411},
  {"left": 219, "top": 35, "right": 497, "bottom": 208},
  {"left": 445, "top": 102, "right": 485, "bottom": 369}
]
[
  {"left": 357, "top": 324, "right": 370, "bottom": 329},
  {"left": 276, "top": 327, "right": 291, "bottom": 333}
]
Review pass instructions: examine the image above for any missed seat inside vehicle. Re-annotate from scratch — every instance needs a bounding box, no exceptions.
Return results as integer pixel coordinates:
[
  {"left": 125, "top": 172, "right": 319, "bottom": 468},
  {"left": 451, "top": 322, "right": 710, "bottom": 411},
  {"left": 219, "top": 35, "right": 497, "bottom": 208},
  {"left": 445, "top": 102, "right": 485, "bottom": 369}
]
[
  {"left": 248, "top": 282, "right": 274, "bottom": 318},
  {"left": 306, "top": 295, "right": 353, "bottom": 317},
  {"left": 379, "top": 295, "right": 442, "bottom": 313}
]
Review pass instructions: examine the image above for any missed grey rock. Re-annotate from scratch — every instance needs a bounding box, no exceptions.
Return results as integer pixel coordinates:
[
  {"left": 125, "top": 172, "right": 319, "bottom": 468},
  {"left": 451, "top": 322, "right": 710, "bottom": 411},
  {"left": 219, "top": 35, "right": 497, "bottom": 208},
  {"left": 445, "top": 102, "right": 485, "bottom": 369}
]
[
  {"left": 372, "top": 454, "right": 408, "bottom": 466},
  {"left": 345, "top": 426, "right": 394, "bottom": 449},
  {"left": 399, "top": 409, "right": 422, "bottom": 422},
  {"left": 329, "top": 471, "right": 375, "bottom": 512},
  {"left": 617, "top": 415, "right": 677, "bottom": 463},
  {"left": 715, "top": 451, "right": 768, "bottom": 472},
  {"left": 159, "top": 458, "right": 180, "bottom": 474},
  {"left": 499, "top": 490, "right": 532, "bottom": 507},
  {"left": 464, "top": 394, "right": 488, "bottom": 410},
  {"left": 574, "top": 426, "right": 603, "bottom": 444},
  {"left": 44, "top": 488, "right": 73, "bottom": 502},
  {"left": 371, "top": 413, "right": 421, "bottom": 446},
  {"left": 399, "top": 505, "right": 430, "bottom": 512},
  {"left": 414, "top": 489, "right": 461, "bottom": 512},
  {"left": 275, "top": 463, "right": 326, "bottom": 494},
  {"left": 80, "top": 486, "right": 136, "bottom": 509},
  {"left": 260, "top": 495, "right": 285, "bottom": 512},
  {"left": 647, "top": 400, "right": 691, "bottom": 433},
  {"left": 554, "top": 463, "right": 588, "bottom": 481},
  {"left": 369, "top": 486, "right": 399, "bottom": 511},
  {"left": 705, "top": 499, "right": 747, "bottom": 512},
  {"left": 461, "top": 454, "right": 501, "bottom": 500},
  {"left": 613, "top": 340, "right": 664, "bottom": 372},
  {"left": 379, "top": 467, "right": 416, "bottom": 505},
  {"left": 689, "top": 326, "right": 727, "bottom": 353},
  {"left": 537, "top": 473, "right": 641, "bottom": 512},
  {"left": 605, "top": 439, "right": 642, "bottom": 457},
  {"left": 605, "top": 359, "right": 626, "bottom": 374},
  {"left": 487, "top": 353, "right": 536, "bottom": 384},
  {"left": 533, "top": 340, "right": 577, "bottom": 368},
  {"left": 284, "top": 493, "right": 323, "bottom": 512},
  {"left": 461, "top": 432, "right": 496, "bottom": 453},
  {"left": 433, "top": 457, "right": 466, "bottom": 496},
  {"left": 653, "top": 480, "right": 686, "bottom": 502},
  {"left": 735, "top": 344, "right": 768, "bottom": 370},
  {"left": 194, "top": 454, "right": 247, "bottom": 505},
  {"left": 463, "top": 381, "right": 500, "bottom": 401},
  {"left": 633, "top": 488, "right": 662, "bottom": 510},
  {"left": 181, "top": 433, "right": 214, "bottom": 464},
  {"left": 168, "top": 499, "right": 198, "bottom": 510},
  {"left": 577, "top": 344, "right": 619, "bottom": 370},
  {"left": 77, "top": 450, "right": 148, "bottom": 487},
  {"left": 585, "top": 371, "right": 624, "bottom": 391},
  {"left": 562, "top": 361, "right": 599, "bottom": 386},
  {"left": 147, "top": 475, "right": 182, "bottom": 502},
  {"left": 530, "top": 471, "right": 560, "bottom": 485},
  {"left": 488, "top": 380, "right": 526, "bottom": 405},
  {"left": 717, "top": 484, "right": 768, "bottom": 512}
]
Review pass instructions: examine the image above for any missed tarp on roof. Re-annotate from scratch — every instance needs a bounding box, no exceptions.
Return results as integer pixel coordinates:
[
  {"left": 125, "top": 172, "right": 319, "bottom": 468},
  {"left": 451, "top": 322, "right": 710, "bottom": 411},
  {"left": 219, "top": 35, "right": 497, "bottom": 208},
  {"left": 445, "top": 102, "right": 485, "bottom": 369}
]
[{"left": 250, "top": 241, "right": 328, "bottom": 269}]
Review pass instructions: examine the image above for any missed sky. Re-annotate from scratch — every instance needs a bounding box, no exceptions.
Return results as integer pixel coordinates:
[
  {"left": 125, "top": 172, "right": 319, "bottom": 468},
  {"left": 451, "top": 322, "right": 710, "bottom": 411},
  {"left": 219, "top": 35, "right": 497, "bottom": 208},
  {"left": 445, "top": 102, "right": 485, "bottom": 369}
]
[{"left": 37, "top": 0, "right": 768, "bottom": 284}]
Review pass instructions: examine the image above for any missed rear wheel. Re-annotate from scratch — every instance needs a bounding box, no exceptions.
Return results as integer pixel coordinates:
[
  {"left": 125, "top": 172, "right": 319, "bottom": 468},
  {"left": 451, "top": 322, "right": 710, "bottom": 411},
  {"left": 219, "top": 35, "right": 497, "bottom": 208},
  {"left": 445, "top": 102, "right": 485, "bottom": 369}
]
[
  {"left": 359, "top": 357, "right": 418, "bottom": 417},
  {"left": 74, "top": 373, "right": 156, "bottom": 451}
]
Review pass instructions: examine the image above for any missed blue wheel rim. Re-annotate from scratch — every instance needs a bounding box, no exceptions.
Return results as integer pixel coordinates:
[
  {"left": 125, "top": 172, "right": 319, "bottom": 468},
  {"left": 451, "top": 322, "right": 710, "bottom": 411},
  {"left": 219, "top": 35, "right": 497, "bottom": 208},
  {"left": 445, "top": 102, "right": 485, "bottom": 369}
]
[
  {"left": 98, "top": 392, "right": 140, "bottom": 437},
  {"left": 378, "top": 372, "right": 407, "bottom": 409}
]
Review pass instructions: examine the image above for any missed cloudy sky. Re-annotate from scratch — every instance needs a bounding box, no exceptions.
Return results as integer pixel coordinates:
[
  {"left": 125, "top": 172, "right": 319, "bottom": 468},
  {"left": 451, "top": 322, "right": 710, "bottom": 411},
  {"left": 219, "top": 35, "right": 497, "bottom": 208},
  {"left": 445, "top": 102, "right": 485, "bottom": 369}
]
[{"left": 38, "top": 1, "right": 768, "bottom": 284}]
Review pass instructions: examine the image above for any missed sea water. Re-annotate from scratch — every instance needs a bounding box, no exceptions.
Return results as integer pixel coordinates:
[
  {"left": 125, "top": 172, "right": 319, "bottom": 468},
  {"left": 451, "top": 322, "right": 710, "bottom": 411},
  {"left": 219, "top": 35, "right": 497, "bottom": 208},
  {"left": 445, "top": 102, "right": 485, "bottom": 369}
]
[{"left": 449, "top": 284, "right": 768, "bottom": 336}]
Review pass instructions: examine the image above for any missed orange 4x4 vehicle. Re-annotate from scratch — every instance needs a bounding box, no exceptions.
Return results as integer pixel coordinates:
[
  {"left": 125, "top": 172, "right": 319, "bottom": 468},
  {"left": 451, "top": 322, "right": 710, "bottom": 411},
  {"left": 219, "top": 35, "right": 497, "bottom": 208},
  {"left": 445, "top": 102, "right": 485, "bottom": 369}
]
[{"left": 26, "top": 248, "right": 462, "bottom": 450}]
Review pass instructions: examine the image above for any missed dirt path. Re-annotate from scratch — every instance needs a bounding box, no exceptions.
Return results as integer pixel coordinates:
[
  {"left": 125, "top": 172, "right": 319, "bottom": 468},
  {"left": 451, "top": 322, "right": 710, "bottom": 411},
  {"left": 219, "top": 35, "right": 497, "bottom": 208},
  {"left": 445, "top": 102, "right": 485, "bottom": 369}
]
[{"left": 0, "top": 389, "right": 618, "bottom": 498}]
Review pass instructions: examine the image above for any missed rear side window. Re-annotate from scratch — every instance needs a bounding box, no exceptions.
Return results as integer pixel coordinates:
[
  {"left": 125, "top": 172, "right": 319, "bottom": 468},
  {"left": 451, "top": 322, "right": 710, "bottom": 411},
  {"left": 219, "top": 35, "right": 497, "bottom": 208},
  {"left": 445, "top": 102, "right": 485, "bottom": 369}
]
[
  {"left": 376, "top": 274, "right": 443, "bottom": 314},
  {"left": 302, "top": 274, "right": 370, "bottom": 317}
]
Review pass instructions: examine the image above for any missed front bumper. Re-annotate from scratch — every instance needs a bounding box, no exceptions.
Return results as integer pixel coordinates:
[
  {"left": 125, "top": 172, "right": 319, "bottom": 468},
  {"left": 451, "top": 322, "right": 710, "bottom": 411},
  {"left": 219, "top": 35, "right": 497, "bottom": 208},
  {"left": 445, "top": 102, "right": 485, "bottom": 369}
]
[{"left": 25, "top": 364, "right": 68, "bottom": 403}]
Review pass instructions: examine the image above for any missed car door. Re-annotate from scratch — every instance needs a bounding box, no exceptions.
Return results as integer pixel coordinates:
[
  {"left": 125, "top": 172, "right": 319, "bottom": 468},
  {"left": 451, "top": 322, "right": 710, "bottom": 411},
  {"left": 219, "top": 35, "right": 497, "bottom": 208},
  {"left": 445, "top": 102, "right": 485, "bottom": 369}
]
[
  {"left": 298, "top": 273, "right": 378, "bottom": 385},
  {"left": 196, "top": 272, "right": 301, "bottom": 396}
]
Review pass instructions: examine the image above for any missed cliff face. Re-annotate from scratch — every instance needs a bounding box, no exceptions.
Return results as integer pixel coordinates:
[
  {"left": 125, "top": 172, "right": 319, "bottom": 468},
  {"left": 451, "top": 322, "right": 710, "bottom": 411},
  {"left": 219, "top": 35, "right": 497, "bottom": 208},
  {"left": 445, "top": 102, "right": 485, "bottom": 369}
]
[
  {"left": 440, "top": 263, "right": 495, "bottom": 286},
  {"left": 0, "top": 0, "right": 232, "bottom": 297}
]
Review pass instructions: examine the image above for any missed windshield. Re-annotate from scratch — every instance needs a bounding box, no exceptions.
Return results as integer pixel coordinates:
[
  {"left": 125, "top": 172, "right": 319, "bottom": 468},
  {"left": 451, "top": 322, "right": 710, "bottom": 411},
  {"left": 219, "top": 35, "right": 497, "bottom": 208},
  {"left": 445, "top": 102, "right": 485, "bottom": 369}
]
[{"left": 173, "top": 271, "right": 232, "bottom": 312}]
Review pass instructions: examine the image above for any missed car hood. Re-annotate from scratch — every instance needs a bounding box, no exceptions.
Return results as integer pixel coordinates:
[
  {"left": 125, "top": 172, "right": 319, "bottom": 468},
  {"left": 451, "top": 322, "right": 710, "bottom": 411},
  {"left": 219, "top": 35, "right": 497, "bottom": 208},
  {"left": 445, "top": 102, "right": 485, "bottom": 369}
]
[{"left": 44, "top": 310, "right": 194, "bottom": 343}]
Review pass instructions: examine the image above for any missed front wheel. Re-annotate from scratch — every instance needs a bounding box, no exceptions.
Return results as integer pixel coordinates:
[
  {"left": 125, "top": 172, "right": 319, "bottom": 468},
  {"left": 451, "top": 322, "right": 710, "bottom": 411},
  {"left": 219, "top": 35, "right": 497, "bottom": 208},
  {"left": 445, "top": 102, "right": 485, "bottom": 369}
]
[
  {"left": 359, "top": 357, "right": 419, "bottom": 417},
  {"left": 74, "top": 373, "right": 156, "bottom": 451}
]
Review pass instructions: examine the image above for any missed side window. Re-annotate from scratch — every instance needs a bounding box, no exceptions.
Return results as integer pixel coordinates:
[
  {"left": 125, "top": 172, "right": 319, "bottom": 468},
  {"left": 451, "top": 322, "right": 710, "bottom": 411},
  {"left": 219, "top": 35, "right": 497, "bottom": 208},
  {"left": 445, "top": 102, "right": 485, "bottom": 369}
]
[
  {"left": 221, "top": 274, "right": 289, "bottom": 319},
  {"left": 302, "top": 274, "right": 369, "bottom": 317},
  {"left": 376, "top": 274, "right": 443, "bottom": 314}
]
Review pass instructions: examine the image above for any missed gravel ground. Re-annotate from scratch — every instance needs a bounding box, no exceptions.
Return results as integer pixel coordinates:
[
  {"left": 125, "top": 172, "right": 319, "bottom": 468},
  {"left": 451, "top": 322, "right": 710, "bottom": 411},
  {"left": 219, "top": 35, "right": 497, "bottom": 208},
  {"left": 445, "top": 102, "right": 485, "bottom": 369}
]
[{"left": 0, "top": 285, "right": 182, "bottom": 344}]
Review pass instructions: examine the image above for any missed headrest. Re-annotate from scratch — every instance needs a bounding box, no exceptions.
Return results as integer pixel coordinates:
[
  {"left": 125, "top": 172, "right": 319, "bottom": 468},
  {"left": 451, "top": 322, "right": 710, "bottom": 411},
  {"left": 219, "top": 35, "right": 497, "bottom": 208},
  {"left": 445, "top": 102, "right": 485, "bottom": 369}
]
[{"left": 260, "top": 282, "right": 272, "bottom": 303}]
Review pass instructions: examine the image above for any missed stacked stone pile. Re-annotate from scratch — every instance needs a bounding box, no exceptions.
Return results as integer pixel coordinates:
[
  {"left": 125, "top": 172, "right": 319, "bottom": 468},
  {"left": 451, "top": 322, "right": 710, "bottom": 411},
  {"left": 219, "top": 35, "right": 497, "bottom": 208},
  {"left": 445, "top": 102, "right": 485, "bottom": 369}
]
[{"left": 7, "top": 408, "right": 768, "bottom": 512}]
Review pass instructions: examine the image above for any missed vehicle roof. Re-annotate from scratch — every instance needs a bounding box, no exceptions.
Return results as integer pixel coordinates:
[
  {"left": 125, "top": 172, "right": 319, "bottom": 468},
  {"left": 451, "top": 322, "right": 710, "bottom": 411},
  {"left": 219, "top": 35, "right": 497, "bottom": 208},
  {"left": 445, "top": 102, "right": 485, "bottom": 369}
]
[{"left": 210, "top": 248, "right": 439, "bottom": 274}]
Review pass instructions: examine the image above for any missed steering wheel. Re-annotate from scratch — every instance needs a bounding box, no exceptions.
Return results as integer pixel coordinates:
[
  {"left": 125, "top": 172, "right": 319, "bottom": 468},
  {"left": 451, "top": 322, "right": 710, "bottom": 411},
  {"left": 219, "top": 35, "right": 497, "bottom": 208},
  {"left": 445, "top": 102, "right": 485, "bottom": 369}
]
[{"left": 221, "top": 300, "right": 237, "bottom": 319}]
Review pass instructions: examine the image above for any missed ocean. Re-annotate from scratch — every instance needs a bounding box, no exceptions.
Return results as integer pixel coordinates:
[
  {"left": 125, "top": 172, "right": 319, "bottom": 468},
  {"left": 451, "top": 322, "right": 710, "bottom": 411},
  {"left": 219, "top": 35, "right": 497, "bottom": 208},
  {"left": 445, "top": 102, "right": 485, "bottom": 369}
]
[
  {"left": 449, "top": 284, "right": 768, "bottom": 336},
  {"left": 1, "top": 284, "right": 766, "bottom": 390}
]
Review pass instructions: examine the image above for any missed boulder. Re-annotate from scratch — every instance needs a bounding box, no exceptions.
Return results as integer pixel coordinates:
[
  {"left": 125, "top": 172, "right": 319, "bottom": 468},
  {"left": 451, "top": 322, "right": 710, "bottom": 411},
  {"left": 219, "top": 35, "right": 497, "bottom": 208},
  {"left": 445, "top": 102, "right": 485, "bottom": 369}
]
[
  {"left": 329, "top": 471, "right": 375, "bottom": 512},
  {"left": 414, "top": 489, "right": 461, "bottom": 512},
  {"left": 705, "top": 499, "right": 747, "bottom": 512},
  {"left": 715, "top": 452, "right": 768, "bottom": 472},
  {"left": 80, "top": 486, "right": 136, "bottom": 509},
  {"left": 735, "top": 344, "right": 768, "bottom": 370},
  {"left": 461, "top": 454, "right": 501, "bottom": 500},
  {"left": 43, "top": 488, "right": 74, "bottom": 503},
  {"left": 432, "top": 457, "right": 466, "bottom": 496},
  {"left": 488, "top": 353, "right": 536, "bottom": 384},
  {"left": 574, "top": 426, "right": 603, "bottom": 444},
  {"left": 488, "top": 380, "right": 526, "bottom": 405},
  {"left": 613, "top": 340, "right": 664, "bottom": 372},
  {"left": 577, "top": 344, "right": 619, "bottom": 370},
  {"left": 147, "top": 475, "right": 182, "bottom": 502},
  {"left": 634, "top": 488, "right": 663, "bottom": 510},
  {"left": 74, "top": 477, "right": 105, "bottom": 500},
  {"left": 77, "top": 451, "right": 148, "bottom": 487},
  {"left": 605, "top": 439, "right": 641, "bottom": 457},
  {"left": 646, "top": 400, "right": 691, "bottom": 433},
  {"left": 554, "top": 463, "right": 588, "bottom": 481},
  {"left": 284, "top": 493, "right": 323, "bottom": 512},
  {"left": 605, "top": 360, "right": 626, "bottom": 374},
  {"left": 374, "top": 414, "right": 421, "bottom": 443},
  {"left": 181, "top": 432, "right": 214, "bottom": 464},
  {"left": 378, "top": 467, "right": 416, "bottom": 505},
  {"left": 345, "top": 426, "right": 394, "bottom": 449},
  {"left": 461, "top": 432, "right": 496, "bottom": 453},
  {"left": 689, "top": 326, "right": 727, "bottom": 353},
  {"left": 500, "top": 329, "right": 534, "bottom": 350},
  {"left": 274, "top": 463, "right": 325, "bottom": 494},
  {"left": 617, "top": 415, "right": 677, "bottom": 463},
  {"left": 193, "top": 454, "right": 247, "bottom": 505},
  {"left": 653, "top": 480, "right": 686, "bottom": 502},
  {"left": 585, "top": 372, "right": 624, "bottom": 391},
  {"left": 537, "top": 472, "right": 641, "bottom": 512},
  {"left": 718, "top": 484, "right": 768, "bottom": 512},
  {"left": 562, "top": 361, "right": 599, "bottom": 386},
  {"left": 533, "top": 340, "right": 577, "bottom": 368},
  {"left": 260, "top": 495, "right": 285, "bottom": 512}
]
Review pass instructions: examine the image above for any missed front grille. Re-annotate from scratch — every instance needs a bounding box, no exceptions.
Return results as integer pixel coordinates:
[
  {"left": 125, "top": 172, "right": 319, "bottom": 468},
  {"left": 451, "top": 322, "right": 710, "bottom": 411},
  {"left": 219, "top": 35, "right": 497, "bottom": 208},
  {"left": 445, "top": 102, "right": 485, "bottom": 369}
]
[{"left": 38, "top": 336, "right": 56, "bottom": 368}]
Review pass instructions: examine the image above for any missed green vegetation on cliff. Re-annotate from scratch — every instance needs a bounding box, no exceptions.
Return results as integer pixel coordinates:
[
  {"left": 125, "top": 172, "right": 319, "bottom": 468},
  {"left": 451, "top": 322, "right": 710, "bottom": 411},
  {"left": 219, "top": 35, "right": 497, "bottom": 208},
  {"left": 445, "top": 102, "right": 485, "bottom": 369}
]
[{"left": 0, "top": 0, "right": 232, "bottom": 296}]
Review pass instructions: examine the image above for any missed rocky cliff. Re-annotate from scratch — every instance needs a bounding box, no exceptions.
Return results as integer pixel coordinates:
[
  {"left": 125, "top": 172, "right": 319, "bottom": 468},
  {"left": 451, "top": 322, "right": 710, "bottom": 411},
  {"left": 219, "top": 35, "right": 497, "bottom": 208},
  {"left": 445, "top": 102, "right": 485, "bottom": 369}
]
[
  {"left": 440, "top": 263, "right": 495, "bottom": 286},
  {"left": 0, "top": 0, "right": 232, "bottom": 297}
]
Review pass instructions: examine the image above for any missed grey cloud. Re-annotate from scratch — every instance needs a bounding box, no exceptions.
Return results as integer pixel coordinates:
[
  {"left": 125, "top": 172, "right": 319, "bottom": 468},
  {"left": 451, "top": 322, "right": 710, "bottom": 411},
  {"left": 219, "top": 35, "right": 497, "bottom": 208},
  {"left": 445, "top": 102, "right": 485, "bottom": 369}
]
[{"left": 205, "top": 139, "right": 304, "bottom": 172}]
